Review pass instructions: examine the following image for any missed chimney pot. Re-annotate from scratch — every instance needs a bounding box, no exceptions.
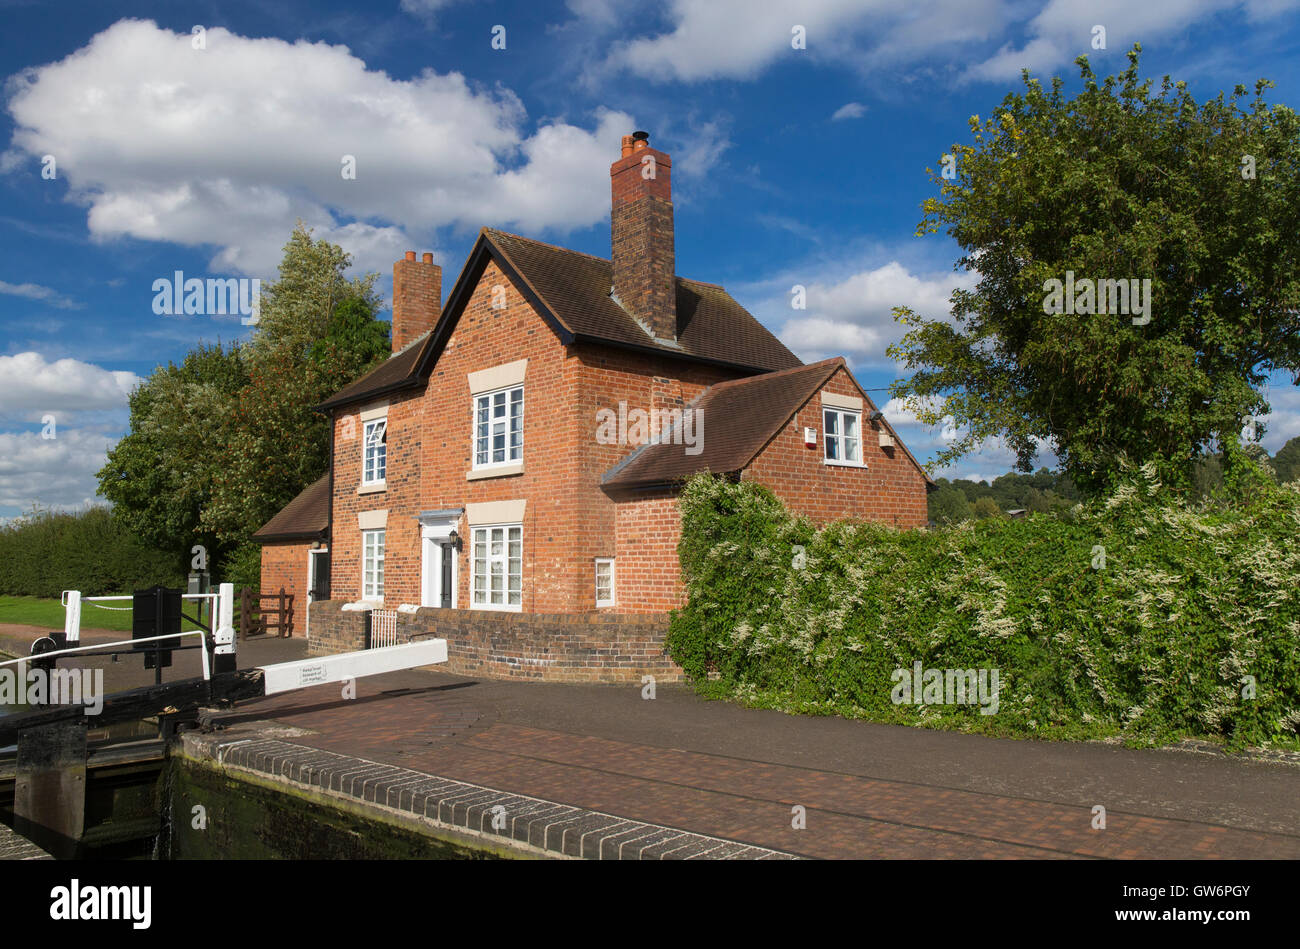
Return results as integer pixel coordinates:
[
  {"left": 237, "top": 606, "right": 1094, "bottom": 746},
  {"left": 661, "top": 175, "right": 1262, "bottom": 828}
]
[
  {"left": 621, "top": 134, "right": 634, "bottom": 158},
  {"left": 404, "top": 250, "right": 416, "bottom": 261},
  {"left": 422, "top": 252, "right": 433, "bottom": 264}
]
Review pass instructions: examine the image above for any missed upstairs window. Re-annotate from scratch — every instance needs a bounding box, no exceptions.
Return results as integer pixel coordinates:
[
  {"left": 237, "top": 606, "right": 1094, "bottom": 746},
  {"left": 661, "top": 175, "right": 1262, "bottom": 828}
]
[
  {"left": 823, "top": 408, "right": 862, "bottom": 466},
  {"left": 363, "top": 418, "right": 387, "bottom": 484},
  {"left": 474, "top": 385, "right": 523, "bottom": 468}
]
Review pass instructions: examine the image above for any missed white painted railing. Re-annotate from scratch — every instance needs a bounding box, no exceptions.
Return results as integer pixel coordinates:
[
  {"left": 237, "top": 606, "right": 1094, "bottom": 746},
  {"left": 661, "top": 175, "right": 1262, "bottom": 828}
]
[
  {"left": 369, "top": 609, "right": 400, "bottom": 648},
  {"left": 51, "top": 583, "right": 238, "bottom": 677}
]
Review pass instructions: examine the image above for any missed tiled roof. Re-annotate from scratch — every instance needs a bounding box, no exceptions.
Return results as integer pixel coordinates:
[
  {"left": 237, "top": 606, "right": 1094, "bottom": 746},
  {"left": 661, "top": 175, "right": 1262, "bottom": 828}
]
[
  {"left": 252, "top": 475, "right": 330, "bottom": 543},
  {"left": 317, "top": 228, "right": 801, "bottom": 411},
  {"left": 484, "top": 229, "right": 802, "bottom": 373},
  {"left": 316, "top": 331, "right": 428, "bottom": 410},
  {"left": 601, "top": 359, "right": 845, "bottom": 489}
]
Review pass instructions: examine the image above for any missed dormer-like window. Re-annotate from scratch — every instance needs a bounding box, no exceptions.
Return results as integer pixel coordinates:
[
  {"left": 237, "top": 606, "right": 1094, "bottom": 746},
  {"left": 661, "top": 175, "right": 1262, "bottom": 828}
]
[{"left": 823, "top": 408, "right": 862, "bottom": 466}]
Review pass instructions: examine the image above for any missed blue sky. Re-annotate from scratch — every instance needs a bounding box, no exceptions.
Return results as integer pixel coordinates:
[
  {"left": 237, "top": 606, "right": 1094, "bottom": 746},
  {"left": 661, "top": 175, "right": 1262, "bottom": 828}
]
[{"left": 2, "top": 0, "right": 1299, "bottom": 518}]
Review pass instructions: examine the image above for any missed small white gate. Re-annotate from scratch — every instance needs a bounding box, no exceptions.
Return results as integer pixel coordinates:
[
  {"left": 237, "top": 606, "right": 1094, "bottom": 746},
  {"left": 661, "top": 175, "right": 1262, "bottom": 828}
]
[{"left": 368, "top": 608, "right": 400, "bottom": 648}]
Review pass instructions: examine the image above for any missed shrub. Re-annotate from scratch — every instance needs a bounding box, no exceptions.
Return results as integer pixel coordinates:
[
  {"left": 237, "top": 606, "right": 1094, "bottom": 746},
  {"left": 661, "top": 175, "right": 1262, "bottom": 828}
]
[
  {"left": 0, "top": 506, "right": 183, "bottom": 598},
  {"left": 667, "top": 462, "right": 1300, "bottom": 748}
]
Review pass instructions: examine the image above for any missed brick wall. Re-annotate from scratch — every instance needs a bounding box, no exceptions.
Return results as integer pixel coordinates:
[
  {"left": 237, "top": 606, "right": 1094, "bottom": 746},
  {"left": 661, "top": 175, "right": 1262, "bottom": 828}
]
[
  {"left": 308, "top": 600, "right": 682, "bottom": 684},
  {"left": 574, "top": 343, "right": 740, "bottom": 613},
  {"left": 258, "top": 541, "right": 311, "bottom": 637},
  {"left": 742, "top": 366, "right": 930, "bottom": 527},
  {"left": 612, "top": 488, "right": 686, "bottom": 613}
]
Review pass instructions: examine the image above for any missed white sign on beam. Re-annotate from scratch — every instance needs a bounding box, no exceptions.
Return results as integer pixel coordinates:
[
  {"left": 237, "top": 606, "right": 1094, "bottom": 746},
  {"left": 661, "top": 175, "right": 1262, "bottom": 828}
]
[{"left": 258, "top": 640, "right": 448, "bottom": 696}]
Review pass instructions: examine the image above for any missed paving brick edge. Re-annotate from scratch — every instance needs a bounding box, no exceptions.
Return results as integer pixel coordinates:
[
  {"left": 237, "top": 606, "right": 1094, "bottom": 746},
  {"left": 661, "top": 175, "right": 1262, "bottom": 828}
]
[
  {"left": 178, "top": 730, "right": 799, "bottom": 861},
  {"left": 0, "top": 823, "right": 53, "bottom": 860}
]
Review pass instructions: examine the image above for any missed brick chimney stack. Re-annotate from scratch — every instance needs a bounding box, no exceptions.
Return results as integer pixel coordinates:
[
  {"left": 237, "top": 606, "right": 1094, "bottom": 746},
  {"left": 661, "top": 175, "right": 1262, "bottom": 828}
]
[
  {"left": 391, "top": 251, "right": 441, "bottom": 354},
  {"left": 610, "top": 131, "right": 676, "bottom": 341}
]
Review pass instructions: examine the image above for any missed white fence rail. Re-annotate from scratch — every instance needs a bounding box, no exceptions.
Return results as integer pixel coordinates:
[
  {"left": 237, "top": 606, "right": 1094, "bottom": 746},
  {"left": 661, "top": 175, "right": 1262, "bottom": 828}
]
[{"left": 369, "top": 609, "right": 401, "bottom": 648}]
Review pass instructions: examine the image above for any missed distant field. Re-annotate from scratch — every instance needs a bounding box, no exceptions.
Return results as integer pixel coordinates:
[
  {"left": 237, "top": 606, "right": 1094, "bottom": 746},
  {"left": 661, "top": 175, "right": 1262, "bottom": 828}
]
[{"left": 0, "top": 595, "right": 201, "bottom": 633}]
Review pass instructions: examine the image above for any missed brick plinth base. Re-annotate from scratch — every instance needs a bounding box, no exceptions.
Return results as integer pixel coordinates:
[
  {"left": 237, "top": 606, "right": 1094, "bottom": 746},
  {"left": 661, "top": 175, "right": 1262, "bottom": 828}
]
[{"left": 307, "top": 600, "right": 683, "bottom": 684}]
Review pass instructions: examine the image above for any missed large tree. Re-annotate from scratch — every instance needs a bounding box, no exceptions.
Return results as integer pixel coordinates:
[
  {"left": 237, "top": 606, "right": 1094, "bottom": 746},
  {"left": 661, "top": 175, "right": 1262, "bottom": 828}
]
[
  {"left": 97, "top": 343, "right": 250, "bottom": 571},
  {"left": 888, "top": 47, "right": 1300, "bottom": 495},
  {"left": 252, "top": 221, "right": 380, "bottom": 362},
  {"left": 202, "top": 296, "right": 390, "bottom": 543},
  {"left": 99, "top": 224, "right": 390, "bottom": 582}
]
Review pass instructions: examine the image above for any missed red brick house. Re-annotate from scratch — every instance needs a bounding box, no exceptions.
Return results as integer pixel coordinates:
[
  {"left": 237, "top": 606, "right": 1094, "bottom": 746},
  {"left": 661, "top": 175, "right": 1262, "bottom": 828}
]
[{"left": 256, "top": 131, "right": 932, "bottom": 678}]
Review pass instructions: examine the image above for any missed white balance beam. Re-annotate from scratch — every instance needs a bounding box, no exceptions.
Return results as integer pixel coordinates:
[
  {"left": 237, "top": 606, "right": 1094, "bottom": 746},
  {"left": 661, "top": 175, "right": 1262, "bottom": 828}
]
[{"left": 258, "top": 640, "right": 448, "bottom": 696}]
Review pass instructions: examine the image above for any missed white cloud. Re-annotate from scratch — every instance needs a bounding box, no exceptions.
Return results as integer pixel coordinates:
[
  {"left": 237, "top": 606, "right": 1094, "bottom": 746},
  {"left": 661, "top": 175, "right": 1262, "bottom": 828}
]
[
  {"left": 399, "top": 0, "right": 463, "bottom": 13},
  {"left": 0, "top": 352, "right": 139, "bottom": 417},
  {"left": 831, "top": 102, "right": 867, "bottom": 121},
  {"left": 4, "top": 19, "right": 633, "bottom": 277},
  {"left": 0, "top": 428, "right": 115, "bottom": 511},
  {"left": 0, "top": 280, "right": 81, "bottom": 310},
  {"left": 582, "top": 0, "right": 1299, "bottom": 86},
  {"left": 1259, "top": 385, "right": 1300, "bottom": 451},
  {"left": 964, "top": 0, "right": 1300, "bottom": 82},
  {"left": 594, "top": 0, "right": 1010, "bottom": 82},
  {"left": 880, "top": 395, "right": 1061, "bottom": 479},
  {"left": 768, "top": 260, "right": 974, "bottom": 364}
]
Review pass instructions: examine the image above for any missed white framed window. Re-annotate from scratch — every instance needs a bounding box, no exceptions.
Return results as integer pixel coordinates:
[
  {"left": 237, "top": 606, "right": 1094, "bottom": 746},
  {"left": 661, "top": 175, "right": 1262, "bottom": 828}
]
[
  {"left": 363, "top": 418, "right": 387, "bottom": 484},
  {"left": 474, "top": 385, "right": 523, "bottom": 469},
  {"left": 595, "top": 558, "right": 615, "bottom": 608},
  {"left": 471, "top": 524, "right": 522, "bottom": 610},
  {"left": 823, "top": 408, "right": 862, "bottom": 466},
  {"left": 362, "top": 528, "right": 385, "bottom": 600}
]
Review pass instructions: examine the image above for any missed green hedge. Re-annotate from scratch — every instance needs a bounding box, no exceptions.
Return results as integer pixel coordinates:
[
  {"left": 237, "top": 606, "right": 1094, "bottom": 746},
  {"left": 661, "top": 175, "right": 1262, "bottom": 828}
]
[
  {"left": 667, "top": 463, "right": 1300, "bottom": 748},
  {"left": 0, "top": 507, "right": 183, "bottom": 598}
]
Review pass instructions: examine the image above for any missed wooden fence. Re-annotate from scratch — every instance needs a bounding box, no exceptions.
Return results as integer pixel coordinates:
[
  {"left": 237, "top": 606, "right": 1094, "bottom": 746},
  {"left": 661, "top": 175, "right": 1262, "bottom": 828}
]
[{"left": 239, "top": 586, "right": 294, "bottom": 639}]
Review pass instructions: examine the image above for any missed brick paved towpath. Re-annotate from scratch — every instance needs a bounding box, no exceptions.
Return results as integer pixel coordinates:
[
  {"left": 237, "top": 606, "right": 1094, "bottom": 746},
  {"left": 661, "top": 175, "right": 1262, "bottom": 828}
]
[{"left": 2, "top": 627, "right": 1297, "bottom": 859}]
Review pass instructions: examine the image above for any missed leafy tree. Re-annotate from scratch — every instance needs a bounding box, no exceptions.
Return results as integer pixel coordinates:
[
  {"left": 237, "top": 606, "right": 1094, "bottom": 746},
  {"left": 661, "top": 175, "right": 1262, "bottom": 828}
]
[
  {"left": 971, "top": 496, "right": 1003, "bottom": 519},
  {"left": 253, "top": 221, "right": 379, "bottom": 362},
  {"left": 97, "top": 343, "right": 249, "bottom": 572},
  {"left": 929, "top": 481, "right": 972, "bottom": 524},
  {"left": 99, "top": 224, "right": 389, "bottom": 580},
  {"left": 889, "top": 47, "right": 1300, "bottom": 496},
  {"left": 201, "top": 259, "right": 389, "bottom": 544},
  {"left": 1272, "top": 435, "right": 1300, "bottom": 482}
]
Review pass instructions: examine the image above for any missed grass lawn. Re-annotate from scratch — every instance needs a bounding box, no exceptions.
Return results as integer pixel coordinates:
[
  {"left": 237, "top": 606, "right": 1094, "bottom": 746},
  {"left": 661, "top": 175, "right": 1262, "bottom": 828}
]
[{"left": 0, "top": 595, "right": 202, "bottom": 633}]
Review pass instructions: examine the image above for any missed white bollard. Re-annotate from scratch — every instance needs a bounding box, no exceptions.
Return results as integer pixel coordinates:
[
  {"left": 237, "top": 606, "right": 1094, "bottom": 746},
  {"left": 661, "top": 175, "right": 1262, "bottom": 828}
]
[{"left": 62, "top": 590, "right": 81, "bottom": 643}]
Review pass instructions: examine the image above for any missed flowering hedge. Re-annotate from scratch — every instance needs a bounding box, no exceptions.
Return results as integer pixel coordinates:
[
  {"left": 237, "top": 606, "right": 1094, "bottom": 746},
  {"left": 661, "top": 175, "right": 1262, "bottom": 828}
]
[{"left": 666, "top": 464, "right": 1300, "bottom": 748}]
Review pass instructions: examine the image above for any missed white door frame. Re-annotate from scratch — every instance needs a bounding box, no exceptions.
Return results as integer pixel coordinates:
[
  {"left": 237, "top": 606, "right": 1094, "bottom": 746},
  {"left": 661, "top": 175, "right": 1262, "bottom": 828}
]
[
  {"left": 306, "top": 546, "right": 329, "bottom": 638},
  {"left": 418, "top": 510, "right": 461, "bottom": 609}
]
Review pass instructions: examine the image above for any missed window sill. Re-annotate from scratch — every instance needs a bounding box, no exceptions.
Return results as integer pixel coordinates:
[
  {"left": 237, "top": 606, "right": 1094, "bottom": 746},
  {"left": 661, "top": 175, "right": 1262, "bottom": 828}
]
[
  {"left": 466, "top": 463, "right": 523, "bottom": 481},
  {"left": 358, "top": 481, "right": 387, "bottom": 495},
  {"left": 469, "top": 602, "right": 523, "bottom": 613},
  {"left": 823, "top": 459, "right": 867, "bottom": 469}
]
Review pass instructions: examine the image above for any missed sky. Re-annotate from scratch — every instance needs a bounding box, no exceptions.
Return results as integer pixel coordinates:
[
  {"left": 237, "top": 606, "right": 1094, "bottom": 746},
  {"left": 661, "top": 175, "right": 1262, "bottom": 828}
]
[{"left": 1, "top": 0, "right": 1298, "bottom": 519}]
